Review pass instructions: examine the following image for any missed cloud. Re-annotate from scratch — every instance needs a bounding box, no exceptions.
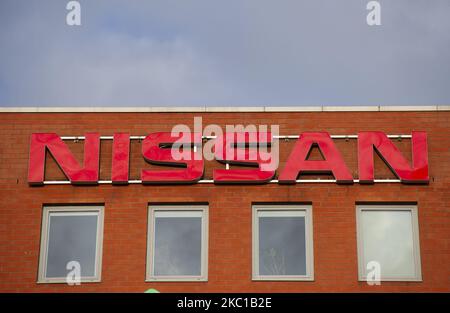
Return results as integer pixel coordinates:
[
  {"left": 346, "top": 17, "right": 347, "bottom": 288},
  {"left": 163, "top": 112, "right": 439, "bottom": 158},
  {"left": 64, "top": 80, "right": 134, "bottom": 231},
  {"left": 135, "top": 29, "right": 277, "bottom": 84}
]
[
  {"left": 0, "top": 1, "right": 233, "bottom": 106},
  {"left": 0, "top": 0, "right": 449, "bottom": 106}
]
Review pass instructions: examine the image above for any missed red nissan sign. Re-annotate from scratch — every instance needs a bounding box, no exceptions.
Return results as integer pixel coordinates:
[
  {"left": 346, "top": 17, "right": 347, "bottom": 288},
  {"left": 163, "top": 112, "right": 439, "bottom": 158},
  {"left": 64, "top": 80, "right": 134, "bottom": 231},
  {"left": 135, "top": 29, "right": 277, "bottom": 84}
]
[{"left": 27, "top": 131, "right": 429, "bottom": 185}]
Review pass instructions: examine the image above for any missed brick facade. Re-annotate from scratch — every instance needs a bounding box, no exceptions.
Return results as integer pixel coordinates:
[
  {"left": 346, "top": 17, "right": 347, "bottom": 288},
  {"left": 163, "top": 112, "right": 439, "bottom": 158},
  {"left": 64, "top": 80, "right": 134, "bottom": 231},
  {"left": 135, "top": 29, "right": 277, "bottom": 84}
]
[{"left": 0, "top": 110, "right": 449, "bottom": 292}]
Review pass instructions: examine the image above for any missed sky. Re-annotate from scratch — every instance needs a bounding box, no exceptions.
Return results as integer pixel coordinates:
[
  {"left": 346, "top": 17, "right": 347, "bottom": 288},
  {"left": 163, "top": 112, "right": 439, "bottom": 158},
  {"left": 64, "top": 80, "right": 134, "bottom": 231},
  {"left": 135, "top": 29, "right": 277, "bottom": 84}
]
[{"left": 0, "top": 0, "right": 449, "bottom": 107}]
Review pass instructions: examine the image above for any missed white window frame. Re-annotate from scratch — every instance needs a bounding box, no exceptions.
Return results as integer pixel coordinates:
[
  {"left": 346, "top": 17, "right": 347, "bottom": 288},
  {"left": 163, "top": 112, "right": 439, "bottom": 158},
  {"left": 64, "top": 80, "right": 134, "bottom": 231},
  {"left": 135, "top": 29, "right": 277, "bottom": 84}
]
[
  {"left": 252, "top": 204, "right": 314, "bottom": 281},
  {"left": 38, "top": 205, "right": 104, "bottom": 284},
  {"left": 356, "top": 204, "right": 422, "bottom": 282},
  {"left": 146, "top": 205, "right": 208, "bottom": 282}
]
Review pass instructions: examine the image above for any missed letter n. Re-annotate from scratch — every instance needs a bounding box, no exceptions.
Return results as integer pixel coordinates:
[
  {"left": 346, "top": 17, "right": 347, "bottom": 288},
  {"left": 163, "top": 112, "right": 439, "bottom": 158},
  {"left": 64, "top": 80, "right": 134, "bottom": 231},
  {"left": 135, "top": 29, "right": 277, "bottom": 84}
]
[
  {"left": 28, "top": 133, "right": 100, "bottom": 185},
  {"left": 358, "top": 131, "right": 429, "bottom": 184}
]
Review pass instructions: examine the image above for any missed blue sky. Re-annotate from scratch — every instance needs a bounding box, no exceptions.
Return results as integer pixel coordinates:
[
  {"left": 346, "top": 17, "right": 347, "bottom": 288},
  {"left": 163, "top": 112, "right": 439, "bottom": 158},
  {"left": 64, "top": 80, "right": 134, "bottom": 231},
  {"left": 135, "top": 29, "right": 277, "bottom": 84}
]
[{"left": 0, "top": 0, "right": 449, "bottom": 107}]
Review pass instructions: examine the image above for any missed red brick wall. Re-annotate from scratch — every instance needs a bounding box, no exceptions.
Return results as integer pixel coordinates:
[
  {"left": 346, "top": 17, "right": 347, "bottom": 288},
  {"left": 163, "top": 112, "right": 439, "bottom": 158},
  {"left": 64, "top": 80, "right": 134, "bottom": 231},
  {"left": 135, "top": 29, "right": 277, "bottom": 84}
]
[{"left": 0, "top": 111, "right": 449, "bottom": 292}]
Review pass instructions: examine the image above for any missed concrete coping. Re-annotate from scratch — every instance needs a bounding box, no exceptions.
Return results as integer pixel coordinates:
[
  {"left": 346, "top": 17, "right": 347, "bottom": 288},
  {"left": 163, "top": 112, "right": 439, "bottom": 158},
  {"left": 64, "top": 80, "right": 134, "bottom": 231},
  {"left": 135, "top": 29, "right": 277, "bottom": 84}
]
[{"left": 0, "top": 105, "right": 449, "bottom": 113}]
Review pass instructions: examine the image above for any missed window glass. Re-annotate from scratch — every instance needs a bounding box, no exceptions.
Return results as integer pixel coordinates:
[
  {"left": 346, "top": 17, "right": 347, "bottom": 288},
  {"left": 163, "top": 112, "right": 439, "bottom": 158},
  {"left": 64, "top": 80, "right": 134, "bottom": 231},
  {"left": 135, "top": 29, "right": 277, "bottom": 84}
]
[
  {"left": 46, "top": 213, "right": 98, "bottom": 278},
  {"left": 258, "top": 214, "right": 306, "bottom": 276},
  {"left": 360, "top": 210, "right": 415, "bottom": 278},
  {"left": 39, "top": 206, "right": 103, "bottom": 283},
  {"left": 154, "top": 214, "right": 202, "bottom": 276},
  {"left": 148, "top": 207, "right": 208, "bottom": 281},
  {"left": 253, "top": 206, "right": 313, "bottom": 280}
]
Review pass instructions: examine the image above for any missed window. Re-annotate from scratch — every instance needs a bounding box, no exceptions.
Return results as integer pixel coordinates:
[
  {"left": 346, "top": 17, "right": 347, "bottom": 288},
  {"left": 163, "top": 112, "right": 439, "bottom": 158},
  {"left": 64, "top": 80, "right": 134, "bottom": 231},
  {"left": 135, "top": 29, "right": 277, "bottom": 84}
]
[
  {"left": 146, "top": 205, "right": 208, "bottom": 281},
  {"left": 38, "top": 205, "right": 104, "bottom": 283},
  {"left": 356, "top": 204, "right": 422, "bottom": 281},
  {"left": 252, "top": 205, "right": 314, "bottom": 281}
]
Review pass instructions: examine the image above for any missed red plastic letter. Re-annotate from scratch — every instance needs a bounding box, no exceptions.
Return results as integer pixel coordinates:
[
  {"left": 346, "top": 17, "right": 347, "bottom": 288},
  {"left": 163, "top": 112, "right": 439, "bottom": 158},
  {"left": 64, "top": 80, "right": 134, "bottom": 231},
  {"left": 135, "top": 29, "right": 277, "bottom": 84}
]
[
  {"left": 141, "top": 132, "right": 203, "bottom": 183},
  {"left": 278, "top": 132, "right": 353, "bottom": 184},
  {"left": 358, "top": 131, "right": 428, "bottom": 184},
  {"left": 213, "top": 132, "right": 275, "bottom": 183},
  {"left": 111, "top": 133, "right": 130, "bottom": 184},
  {"left": 28, "top": 133, "right": 100, "bottom": 185}
]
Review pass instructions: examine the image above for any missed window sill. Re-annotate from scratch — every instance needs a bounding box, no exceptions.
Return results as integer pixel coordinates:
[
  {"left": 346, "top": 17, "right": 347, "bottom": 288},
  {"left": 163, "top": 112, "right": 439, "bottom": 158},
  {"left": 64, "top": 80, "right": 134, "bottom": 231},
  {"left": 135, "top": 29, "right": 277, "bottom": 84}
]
[
  {"left": 37, "top": 278, "right": 102, "bottom": 284},
  {"left": 358, "top": 277, "right": 423, "bottom": 282},
  {"left": 252, "top": 276, "right": 315, "bottom": 282},
  {"left": 146, "top": 277, "right": 208, "bottom": 282}
]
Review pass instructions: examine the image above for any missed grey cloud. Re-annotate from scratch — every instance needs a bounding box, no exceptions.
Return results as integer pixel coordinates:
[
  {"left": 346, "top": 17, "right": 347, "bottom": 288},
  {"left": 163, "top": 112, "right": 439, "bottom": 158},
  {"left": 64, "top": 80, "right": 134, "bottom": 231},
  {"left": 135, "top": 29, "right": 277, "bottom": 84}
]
[{"left": 0, "top": 0, "right": 449, "bottom": 106}]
